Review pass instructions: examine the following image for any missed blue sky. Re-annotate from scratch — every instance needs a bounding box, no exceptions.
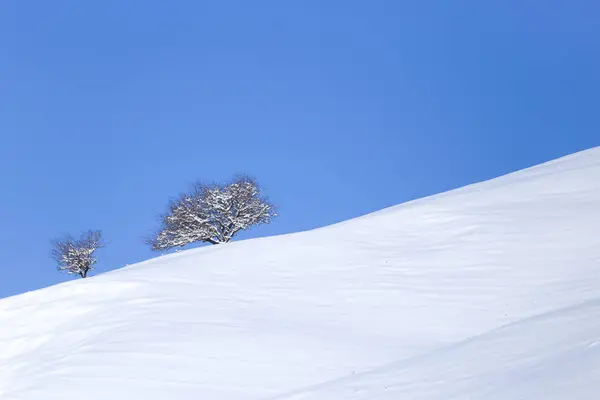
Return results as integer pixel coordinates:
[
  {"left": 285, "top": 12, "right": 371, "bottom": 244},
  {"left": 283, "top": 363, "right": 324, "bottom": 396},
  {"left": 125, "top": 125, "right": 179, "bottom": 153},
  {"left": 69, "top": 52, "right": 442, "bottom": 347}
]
[{"left": 1, "top": 0, "right": 598, "bottom": 298}]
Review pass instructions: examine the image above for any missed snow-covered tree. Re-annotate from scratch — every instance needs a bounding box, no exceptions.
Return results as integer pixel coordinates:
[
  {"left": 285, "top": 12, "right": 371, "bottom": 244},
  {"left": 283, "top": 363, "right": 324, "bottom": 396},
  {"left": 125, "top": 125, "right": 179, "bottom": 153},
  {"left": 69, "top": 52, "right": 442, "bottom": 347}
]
[
  {"left": 51, "top": 230, "right": 104, "bottom": 278},
  {"left": 149, "top": 176, "right": 276, "bottom": 251}
]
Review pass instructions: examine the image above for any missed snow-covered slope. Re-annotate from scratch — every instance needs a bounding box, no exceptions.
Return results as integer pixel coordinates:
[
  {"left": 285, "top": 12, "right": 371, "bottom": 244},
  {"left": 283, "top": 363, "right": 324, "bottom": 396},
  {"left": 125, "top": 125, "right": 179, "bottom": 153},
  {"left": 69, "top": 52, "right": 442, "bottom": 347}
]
[
  {"left": 281, "top": 299, "right": 600, "bottom": 400},
  {"left": 1, "top": 148, "right": 600, "bottom": 399}
]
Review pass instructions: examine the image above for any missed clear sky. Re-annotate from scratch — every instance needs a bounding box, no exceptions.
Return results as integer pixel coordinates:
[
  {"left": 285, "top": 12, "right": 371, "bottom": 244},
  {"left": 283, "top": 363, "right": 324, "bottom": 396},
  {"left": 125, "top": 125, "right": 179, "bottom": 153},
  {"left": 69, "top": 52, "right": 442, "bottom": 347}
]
[{"left": 1, "top": 0, "right": 598, "bottom": 299}]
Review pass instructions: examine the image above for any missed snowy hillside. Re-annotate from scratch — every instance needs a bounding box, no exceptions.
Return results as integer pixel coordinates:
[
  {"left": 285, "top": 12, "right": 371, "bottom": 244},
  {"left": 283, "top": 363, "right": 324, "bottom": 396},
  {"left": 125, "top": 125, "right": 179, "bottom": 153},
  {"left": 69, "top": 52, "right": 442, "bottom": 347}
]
[{"left": 1, "top": 148, "right": 600, "bottom": 400}]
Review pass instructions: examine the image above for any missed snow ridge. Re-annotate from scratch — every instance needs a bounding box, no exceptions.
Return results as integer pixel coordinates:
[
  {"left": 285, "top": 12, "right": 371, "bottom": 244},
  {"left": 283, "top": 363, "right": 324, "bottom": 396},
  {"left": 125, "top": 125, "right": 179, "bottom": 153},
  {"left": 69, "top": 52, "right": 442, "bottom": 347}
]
[{"left": 1, "top": 147, "right": 600, "bottom": 399}]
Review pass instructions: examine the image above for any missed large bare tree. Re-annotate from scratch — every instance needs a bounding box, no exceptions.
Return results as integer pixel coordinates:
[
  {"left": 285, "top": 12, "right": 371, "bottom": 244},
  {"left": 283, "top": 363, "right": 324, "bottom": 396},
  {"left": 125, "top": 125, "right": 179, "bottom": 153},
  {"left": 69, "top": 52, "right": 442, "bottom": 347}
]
[
  {"left": 149, "top": 176, "right": 276, "bottom": 251},
  {"left": 51, "top": 230, "right": 104, "bottom": 278}
]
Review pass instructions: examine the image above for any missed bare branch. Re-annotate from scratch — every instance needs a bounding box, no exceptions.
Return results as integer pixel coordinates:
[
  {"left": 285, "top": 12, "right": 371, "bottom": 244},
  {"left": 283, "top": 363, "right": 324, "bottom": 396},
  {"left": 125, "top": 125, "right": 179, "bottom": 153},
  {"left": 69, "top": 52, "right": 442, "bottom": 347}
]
[
  {"left": 149, "top": 176, "right": 277, "bottom": 251},
  {"left": 51, "top": 230, "right": 104, "bottom": 278}
]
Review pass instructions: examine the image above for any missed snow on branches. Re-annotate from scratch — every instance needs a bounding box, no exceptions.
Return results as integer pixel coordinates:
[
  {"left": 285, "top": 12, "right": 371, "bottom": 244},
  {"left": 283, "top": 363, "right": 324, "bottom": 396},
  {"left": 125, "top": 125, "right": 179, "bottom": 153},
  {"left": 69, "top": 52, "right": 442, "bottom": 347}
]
[
  {"left": 149, "top": 176, "right": 276, "bottom": 251},
  {"left": 52, "top": 230, "right": 104, "bottom": 278}
]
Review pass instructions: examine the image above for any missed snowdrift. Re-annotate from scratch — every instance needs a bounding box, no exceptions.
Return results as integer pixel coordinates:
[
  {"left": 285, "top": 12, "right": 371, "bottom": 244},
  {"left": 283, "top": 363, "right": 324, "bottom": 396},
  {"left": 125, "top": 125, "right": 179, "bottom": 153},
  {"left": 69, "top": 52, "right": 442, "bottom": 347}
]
[{"left": 1, "top": 148, "right": 600, "bottom": 399}]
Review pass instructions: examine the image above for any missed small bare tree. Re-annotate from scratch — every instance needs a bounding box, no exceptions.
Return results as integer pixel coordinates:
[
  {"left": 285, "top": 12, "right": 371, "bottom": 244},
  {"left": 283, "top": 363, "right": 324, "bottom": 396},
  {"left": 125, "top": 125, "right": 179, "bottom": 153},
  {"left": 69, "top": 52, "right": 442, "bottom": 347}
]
[
  {"left": 52, "top": 230, "right": 104, "bottom": 278},
  {"left": 149, "top": 176, "right": 276, "bottom": 251}
]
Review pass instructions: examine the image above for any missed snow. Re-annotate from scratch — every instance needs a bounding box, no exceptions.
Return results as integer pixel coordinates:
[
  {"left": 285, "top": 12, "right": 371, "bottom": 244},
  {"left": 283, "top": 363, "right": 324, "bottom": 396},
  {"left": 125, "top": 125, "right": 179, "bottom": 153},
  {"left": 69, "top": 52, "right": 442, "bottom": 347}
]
[{"left": 2, "top": 147, "right": 600, "bottom": 399}]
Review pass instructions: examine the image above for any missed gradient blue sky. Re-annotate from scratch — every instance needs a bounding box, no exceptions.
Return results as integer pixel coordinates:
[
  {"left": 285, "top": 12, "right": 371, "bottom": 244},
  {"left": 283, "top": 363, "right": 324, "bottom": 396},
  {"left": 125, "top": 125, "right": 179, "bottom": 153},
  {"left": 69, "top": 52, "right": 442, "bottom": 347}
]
[{"left": 1, "top": 1, "right": 598, "bottom": 298}]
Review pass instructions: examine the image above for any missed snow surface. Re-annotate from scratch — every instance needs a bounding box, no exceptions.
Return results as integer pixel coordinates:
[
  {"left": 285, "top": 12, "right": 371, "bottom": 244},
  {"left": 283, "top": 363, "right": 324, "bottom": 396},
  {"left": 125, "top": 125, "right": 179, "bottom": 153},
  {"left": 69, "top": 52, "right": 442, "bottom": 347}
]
[{"left": 2, "top": 148, "right": 600, "bottom": 399}]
